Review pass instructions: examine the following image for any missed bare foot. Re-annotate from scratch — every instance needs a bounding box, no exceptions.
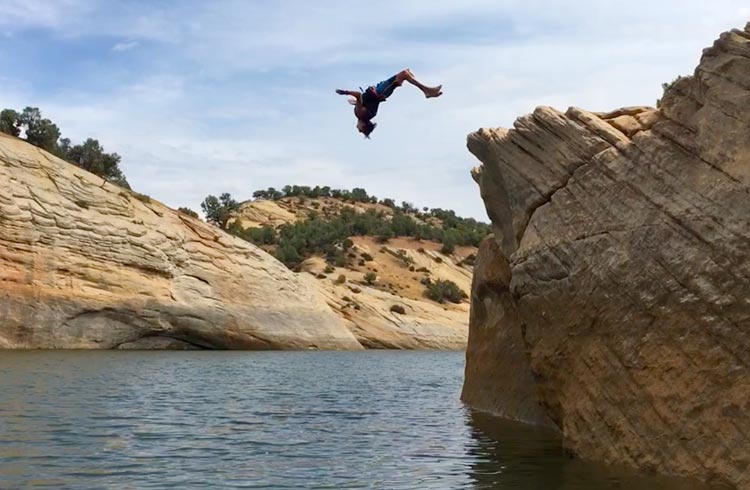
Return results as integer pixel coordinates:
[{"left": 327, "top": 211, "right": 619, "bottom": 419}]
[{"left": 425, "top": 85, "right": 443, "bottom": 98}]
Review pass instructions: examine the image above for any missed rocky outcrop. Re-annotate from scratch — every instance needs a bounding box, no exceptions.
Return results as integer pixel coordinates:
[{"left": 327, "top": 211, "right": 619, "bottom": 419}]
[
  {"left": 0, "top": 133, "right": 363, "bottom": 350},
  {"left": 463, "top": 25, "right": 750, "bottom": 489}
]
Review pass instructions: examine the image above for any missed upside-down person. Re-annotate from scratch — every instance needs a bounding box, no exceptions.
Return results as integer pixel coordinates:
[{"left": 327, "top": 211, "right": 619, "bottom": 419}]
[{"left": 336, "top": 69, "right": 442, "bottom": 138}]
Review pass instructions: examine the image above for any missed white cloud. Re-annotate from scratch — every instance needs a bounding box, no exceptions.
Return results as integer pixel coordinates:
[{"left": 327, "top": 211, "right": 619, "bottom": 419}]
[{"left": 112, "top": 40, "right": 139, "bottom": 52}]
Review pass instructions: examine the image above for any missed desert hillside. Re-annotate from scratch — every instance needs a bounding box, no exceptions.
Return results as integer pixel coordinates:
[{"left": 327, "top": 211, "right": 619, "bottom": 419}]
[{"left": 219, "top": 191, "right": 490, "bottom": 349}]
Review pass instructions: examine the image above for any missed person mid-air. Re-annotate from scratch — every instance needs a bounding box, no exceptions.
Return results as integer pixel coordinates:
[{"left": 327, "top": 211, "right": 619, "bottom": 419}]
[{"left": 336, "top": 69, "right": 442, "bottom": 138}]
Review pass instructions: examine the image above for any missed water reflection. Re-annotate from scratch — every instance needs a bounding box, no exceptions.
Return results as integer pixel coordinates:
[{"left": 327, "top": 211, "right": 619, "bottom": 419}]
[{"left": 466, "top": 410, "right": 718, "bottom": 490}]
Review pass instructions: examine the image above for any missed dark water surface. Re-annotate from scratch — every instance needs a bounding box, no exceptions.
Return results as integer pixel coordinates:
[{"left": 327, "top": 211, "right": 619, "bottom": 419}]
[{"left": 0, "top": 351, "right": 712, "bottom": 489}]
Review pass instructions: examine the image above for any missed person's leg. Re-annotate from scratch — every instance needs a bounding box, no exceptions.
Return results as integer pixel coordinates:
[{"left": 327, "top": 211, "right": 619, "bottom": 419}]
[{"left": 396, "top": 69, "right": 442, "bottom": 98}]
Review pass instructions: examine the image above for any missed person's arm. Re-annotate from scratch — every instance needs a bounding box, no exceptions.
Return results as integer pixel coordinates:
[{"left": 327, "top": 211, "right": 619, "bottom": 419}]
[{"left": 336, "top": 89, "right": 361, "bottom": 103}]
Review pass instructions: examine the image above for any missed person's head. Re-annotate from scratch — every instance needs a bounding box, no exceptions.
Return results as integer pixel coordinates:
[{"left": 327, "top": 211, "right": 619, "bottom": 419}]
[{"left": 357, "top": 119, "right": 376, "bottom": 139}]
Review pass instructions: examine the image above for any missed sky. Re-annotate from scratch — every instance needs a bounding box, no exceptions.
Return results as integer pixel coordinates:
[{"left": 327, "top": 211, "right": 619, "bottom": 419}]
[{"left": 0, "top": 1, "right": 747, "bottom": 220}]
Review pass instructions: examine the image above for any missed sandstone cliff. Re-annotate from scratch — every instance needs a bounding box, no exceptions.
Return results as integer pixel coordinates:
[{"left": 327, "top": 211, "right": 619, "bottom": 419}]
[
  {"left": 0, "top": 133, "right": 363, "bottom": 350},
  {"left": 463, "top": 24, "right": 750, "bottom": 489}
]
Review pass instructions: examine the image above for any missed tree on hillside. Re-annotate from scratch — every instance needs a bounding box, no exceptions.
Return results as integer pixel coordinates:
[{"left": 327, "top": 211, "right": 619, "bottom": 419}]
[
  {"left": 201, "top": 193, "right": 239, "bottom": 229},
  {"left": 1, "top": 106, "right": 130, "bottom": 188},
  {"left": 401, "top": 201, "right": 415, "bottom": 213},
  {"left": 17, "top": 107, "right": 60, "bottom": 152},
  {"left": 63, "top": 138, "right": 130, "bottom": 188},
  {"left": 350, "top": 187, "right": 369, "bottom": 202},
  {"left": 253, "top": 187, "right": 284, "bottom": 200},
  {"left": 0, "top": 109, "right": 20, "bottom": 137}
]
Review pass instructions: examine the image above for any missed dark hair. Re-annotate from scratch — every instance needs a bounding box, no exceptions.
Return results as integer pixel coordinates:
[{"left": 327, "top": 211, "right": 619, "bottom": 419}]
[{"left": 359, "top": 120, "right": 376, "bottom": 139}]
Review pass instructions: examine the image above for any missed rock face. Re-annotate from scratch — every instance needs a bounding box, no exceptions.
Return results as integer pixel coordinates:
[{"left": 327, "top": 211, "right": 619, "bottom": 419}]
[
  {"left": 0, "top": 133, "right": 363, "bottom": 350},
  {"left": 463, "top": 25, "right": 750, "bottom": 489}
]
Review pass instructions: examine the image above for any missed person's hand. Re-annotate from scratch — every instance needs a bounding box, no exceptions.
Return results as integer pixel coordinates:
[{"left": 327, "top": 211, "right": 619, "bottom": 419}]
[{"left": 336, "top": 89, "right": 346, "bottom": 95}]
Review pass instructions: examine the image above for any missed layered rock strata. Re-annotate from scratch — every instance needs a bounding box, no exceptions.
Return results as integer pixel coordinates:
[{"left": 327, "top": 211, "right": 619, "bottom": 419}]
[
  {"left": 463, "top": 25, "right": 750, "bottom": 489},
  {"left": 0, "top": 133, "right": 362, "bottom": 350}
]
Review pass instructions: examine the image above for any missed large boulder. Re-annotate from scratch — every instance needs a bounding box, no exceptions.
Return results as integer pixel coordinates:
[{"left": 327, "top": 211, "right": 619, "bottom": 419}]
[
  {"left": 0, "top": 133, "right": 363, "bottom": 350},
  {"left": 463, "top": 24, "right": 750, "bottom": 488}
]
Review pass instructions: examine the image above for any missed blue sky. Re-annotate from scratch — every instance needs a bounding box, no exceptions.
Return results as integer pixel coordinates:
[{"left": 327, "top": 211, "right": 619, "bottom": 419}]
[{"left": 0, "top": 1, "right": 748, "bottom": 219}]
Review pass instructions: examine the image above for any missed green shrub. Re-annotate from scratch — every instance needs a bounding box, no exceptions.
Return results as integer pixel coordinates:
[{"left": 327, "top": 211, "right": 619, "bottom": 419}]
[
  {"left": 324, "top": 265, "right": 335, "bottom": 274},
  {"left": 178, "top": 207, "right": 199, "bottom": 218},
  {"left": 364, "top": 272, "right": 377, "bottom": 285},
  {"left": 425, "top": 279, "right": 466, "bottom": 304},
  {"left": 335, "top": 275, "right": 346, "bottom": 285},
  {"left": 276, "top": 245, "right": 301, "bottom": 268},
  {"left": 376, "top": 229, "right": 394, "bottom": 243},
  {"left": 132, "top": 192, "right": 151, "bottom": 203},
  {"left": 441, "top": 240, "right": 456, "bottom": 255},
  {"left": 361, "top": 252, "right": 374, "bottom": 262}
]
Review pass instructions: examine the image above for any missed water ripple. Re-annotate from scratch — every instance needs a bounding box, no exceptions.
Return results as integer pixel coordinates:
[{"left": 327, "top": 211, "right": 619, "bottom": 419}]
[{"left": 0, "top": 351, "right": 715, "bottom": 489}]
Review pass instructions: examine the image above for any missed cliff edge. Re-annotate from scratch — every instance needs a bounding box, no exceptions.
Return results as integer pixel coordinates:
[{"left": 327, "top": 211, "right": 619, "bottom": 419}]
[{"left": 463, "top": 24, "right": 750, "bottom": 488}]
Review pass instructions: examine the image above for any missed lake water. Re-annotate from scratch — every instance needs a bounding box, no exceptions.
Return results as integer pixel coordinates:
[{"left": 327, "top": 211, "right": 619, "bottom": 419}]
[{"left": 0, "top": 351, "right": 713, "bottom": 489}]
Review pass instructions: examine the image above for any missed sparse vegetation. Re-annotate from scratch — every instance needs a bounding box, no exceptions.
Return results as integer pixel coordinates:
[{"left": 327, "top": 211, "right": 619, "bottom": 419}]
[
  {"left": 364, "top": 272, "right": 377, "bottom": 285},
  {"left": 0, "top": 107, "right": 129, "bottom": 188},
  {"left": 425, "top": 279, "right": 466, "bottom": 304},
  {"left": 132, "top": 192, "right": 151, "bottom": 203},
  {"left": 657, "top": 76, "right": 688, "bottom": 108},
  {"left": 201, "top": 186, "right": 491, "bottom": 269},
  {"left": 178, "top": 207, "right": 199, "bottom": 218}
]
